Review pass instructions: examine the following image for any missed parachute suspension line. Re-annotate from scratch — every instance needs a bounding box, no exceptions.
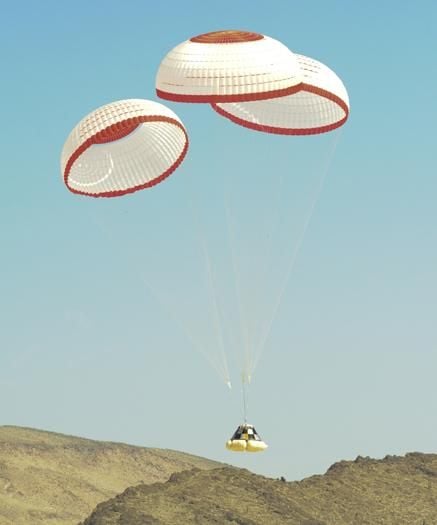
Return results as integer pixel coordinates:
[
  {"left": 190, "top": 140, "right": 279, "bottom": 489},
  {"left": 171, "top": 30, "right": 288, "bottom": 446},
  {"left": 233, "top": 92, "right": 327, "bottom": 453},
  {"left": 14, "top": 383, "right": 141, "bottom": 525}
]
[
  {"left": 243, "top": 145, "right": 287, "bottom": 380},
  {"left": 241, "top": 374, "right": 249, "bottom": 423},
  {"left": 188, "top": 189, "right": 231, "bottom": 388},
  {"left": 224, "top": 192, "right": 252, "bottom": 386},
  {"left": 252, "top": 129, "right": 344, "bottom": 374},
  {"left": 89, "top": 206, "right": 229, "bottom": 385},
  {"left": 252, "top": 168, "right": 285, "bottom": 299},
  {"left": 201, "top": 236, "right": 231, "bottom": 387},
  {"left": 139, "top": 276, "right": 228, "bottom": 383}
]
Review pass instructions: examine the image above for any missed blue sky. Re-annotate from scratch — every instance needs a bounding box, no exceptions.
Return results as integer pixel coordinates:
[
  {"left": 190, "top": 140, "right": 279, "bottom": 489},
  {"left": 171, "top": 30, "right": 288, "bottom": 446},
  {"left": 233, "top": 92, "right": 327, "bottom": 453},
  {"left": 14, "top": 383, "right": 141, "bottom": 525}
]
[{"left": 1, "top": 0, "right": 437, "bottom": 481}]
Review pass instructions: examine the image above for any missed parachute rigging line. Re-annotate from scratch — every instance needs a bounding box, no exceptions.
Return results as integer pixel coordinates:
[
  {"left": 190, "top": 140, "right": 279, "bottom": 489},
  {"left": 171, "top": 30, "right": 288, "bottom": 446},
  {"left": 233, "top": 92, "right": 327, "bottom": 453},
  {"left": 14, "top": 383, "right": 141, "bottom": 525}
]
[
  {"left": 252, "top": 129, "right": 344, "bottom": 374},
  {"left": 89, "top": 206, "right": 231, "bottom": 385},
  {"left": 224, "top": 193, "right": 252, "bottom": 385},
  {"left": 140, "top": 275, "right": 231, "bottom": 385},
  {"left": 242, "top": 375, "right": 249, "bottom": 423},
  {"left": 188, "top": 183, "right": 231, "bottom": 388}
]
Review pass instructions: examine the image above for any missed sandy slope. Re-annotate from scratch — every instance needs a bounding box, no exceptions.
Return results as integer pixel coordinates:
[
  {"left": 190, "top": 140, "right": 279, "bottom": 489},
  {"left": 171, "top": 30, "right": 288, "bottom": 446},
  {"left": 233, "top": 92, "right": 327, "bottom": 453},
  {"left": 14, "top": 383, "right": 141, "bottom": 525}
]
[{"left": 0, "top": 426, "right": 220, "bottom": 525}]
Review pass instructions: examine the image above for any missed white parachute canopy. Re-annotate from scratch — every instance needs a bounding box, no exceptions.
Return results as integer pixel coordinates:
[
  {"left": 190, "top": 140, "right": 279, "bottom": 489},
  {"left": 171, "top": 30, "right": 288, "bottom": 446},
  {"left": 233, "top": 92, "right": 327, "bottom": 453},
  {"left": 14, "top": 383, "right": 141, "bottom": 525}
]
[
  {"left": 61, "top": 99, "right": 189, "bottom": 197},
  {"left": 212, "top": 54, "right": 350, "bottom": 135},
  {"left": 156, "top": 30, "right": 301, "bottom": 103}
]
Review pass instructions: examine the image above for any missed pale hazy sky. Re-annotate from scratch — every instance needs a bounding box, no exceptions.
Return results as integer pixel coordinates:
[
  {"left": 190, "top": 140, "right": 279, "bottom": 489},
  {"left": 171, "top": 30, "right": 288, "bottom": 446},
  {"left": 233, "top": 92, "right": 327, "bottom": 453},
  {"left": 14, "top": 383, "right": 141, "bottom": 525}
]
[{"left": 1, "top": 1, "right": 437, "bottom": 481}]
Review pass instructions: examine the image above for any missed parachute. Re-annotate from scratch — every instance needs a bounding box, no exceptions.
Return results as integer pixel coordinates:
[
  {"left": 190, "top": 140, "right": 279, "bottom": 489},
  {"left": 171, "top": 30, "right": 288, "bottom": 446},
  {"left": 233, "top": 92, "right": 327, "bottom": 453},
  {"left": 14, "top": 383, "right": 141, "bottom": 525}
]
[
  {"left": 62, "top": 30, "right": 349, "bottom": 454},
  {"left": 61, "top": 99, "right": 188, "bottom": 197},
  {"left": 156, "top": 30, "right": 301, "bottom": 102},
  {"left": 212, "top": 53, "right": 350, "bottom": 135}
]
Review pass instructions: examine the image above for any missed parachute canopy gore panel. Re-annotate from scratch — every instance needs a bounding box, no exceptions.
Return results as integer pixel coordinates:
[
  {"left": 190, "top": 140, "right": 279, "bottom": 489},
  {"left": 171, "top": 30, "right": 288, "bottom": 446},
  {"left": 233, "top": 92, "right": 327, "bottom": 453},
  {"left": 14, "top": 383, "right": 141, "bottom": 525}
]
[
  {"left": 156, "top": 30, "right": 302, "bottom": 103},
  {"left": 212, "top": 54, "right": 350, "bottom": 135},
  {"left": 61, "top": 99, "right": 189, "bottom": 198}
]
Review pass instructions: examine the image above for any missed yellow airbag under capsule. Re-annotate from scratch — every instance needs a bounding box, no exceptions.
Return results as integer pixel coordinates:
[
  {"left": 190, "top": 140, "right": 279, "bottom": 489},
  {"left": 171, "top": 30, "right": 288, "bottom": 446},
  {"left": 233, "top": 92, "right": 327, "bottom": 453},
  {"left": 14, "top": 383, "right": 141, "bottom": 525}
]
[
  {"left": 246, "top": 440, "right": 268, "bottom": 452},
  {"left": 226, "top": 439, "right": 247, "bottom": 452}
]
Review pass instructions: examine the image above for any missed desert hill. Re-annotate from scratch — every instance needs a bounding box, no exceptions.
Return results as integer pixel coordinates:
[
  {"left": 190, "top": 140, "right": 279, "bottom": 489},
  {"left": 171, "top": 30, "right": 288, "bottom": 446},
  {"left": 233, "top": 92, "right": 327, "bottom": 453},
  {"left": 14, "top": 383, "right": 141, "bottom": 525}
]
[
  {"left": 0, "top": 426, "right": 221, "bottom": 525},
  {"left": 82, "top": 453, "right": 437, "bottom": 525}
]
